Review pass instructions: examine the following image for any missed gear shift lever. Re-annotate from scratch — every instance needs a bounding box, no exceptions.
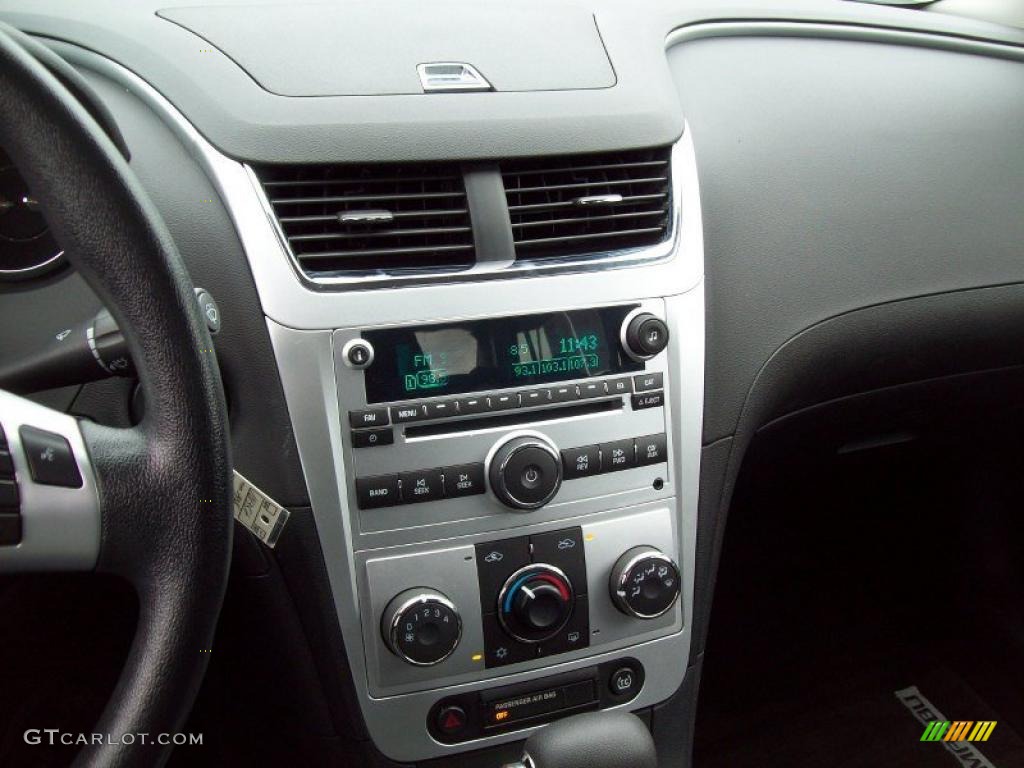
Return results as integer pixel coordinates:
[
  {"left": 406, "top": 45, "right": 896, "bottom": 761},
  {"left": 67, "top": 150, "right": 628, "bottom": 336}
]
[{"left": 503, "top": 711, "right": 657, "bottom": 768}]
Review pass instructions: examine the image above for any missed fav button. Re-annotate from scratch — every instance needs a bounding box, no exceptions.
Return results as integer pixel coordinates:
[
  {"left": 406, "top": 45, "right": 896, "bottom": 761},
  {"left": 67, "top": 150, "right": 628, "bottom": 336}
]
[
  {"left": 399, "top": 469, "right": 444, "bottom": 504},
  {"left": 561, "top": 445, "right": 600, "bottom": 479},
  {"left": 443, "top": 463, "right": 486, "bottom": 498},
  {"left": 349, "top": 408, "right": 390, "bottom": 428},
  {"left": 636, "top": 433, "right": 668, "bottom": 465},
  {"left": 19, "top": 426, "right": 82, "bottom": 488}
]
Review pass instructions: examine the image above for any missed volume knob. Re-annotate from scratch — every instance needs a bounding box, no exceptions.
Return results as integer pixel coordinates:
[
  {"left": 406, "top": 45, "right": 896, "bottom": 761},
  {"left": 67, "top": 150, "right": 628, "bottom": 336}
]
[
  {"left": 489, "top": 435, "right": 562, "bottom": 510},
  {"left": 382, "top": 589, "right": 462, "bottom": 666}
]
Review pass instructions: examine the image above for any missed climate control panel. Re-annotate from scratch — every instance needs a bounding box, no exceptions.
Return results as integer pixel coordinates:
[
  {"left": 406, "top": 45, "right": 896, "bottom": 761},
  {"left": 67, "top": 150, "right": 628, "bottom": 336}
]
[{"left": 368, "top": 505, "right": 683, "bottom": 699}]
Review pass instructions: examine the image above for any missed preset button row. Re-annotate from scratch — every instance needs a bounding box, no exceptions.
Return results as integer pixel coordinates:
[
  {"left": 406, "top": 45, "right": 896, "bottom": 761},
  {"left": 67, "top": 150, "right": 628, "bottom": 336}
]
[
  {"left": 356, "top": 463, "right": 485, "bottom": 510},
  {"left": 561, "top": 433, "right": 667, "bottom": 479},
  {"left": 349, "top": 375, "right": 641, "bottom": 429}
]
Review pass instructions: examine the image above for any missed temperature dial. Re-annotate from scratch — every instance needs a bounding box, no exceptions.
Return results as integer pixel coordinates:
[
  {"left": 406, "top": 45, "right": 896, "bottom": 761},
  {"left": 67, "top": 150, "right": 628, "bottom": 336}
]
[
  {"left": 610, "top": 547, "right": 680, "bottom": 619},
  {"left": 382, "top": 589, "right": 462, "bottom": 666},
  {"left": 498, "top": 564, "right": 574, "bottom": 643}
]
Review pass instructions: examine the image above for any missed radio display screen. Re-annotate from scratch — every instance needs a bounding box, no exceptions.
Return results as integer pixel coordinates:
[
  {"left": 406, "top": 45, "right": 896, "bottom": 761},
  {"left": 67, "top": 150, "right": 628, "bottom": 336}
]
[{"left": 362, "top": 305, "right": 643, "bottom": 403}]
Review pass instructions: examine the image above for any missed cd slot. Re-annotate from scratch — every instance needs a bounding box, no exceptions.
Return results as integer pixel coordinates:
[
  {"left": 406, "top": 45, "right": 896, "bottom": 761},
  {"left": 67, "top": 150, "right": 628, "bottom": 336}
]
[{"left": 405, "top": 399, "right": 622, "bottom": 438}]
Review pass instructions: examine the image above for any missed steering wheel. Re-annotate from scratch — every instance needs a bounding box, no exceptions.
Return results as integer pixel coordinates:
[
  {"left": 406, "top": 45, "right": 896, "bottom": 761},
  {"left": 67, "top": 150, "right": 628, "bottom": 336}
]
[{"left": 0, "top": 27, "right": 233, "bottom": 768}]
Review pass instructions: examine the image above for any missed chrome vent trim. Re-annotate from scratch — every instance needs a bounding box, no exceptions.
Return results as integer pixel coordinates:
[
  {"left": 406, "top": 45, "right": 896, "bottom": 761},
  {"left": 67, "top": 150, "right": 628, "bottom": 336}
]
[
  {"left": 258, "top": 162, "right": 475, "bottom": 279},
  {"left": 250, "top": 141, "right": 682, "bottom": 290},
  {"left": 503, "top": 147, "right": 672, "bottom": 263}
]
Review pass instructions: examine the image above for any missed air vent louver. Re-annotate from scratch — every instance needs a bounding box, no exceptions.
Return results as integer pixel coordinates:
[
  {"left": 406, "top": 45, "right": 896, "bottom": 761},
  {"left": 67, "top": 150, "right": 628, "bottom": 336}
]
[
  {"left": 260, "top": 162, "right": 474, "bottom": 278},
  {"left": 502, "top": 147, "right": 672, "bottom": 262}
]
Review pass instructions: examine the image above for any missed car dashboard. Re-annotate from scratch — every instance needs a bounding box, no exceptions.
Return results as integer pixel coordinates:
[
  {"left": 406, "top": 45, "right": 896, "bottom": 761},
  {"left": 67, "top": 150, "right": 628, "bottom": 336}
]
[{"left": 1, "top": 1, "right": 1023, "bottom": 766}]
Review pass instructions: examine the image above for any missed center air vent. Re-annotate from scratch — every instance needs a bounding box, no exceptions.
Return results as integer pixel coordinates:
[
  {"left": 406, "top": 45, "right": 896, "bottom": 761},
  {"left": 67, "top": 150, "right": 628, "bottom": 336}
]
[
  {"left": 259, "top": 162, "right": 474, "bottom": 278},
  {"left": 502, "top": 147, "right": 672, "bottom": 262}
]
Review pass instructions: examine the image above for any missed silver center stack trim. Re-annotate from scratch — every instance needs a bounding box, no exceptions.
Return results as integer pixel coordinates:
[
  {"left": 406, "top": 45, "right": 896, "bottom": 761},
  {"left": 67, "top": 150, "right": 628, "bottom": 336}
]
[{"left": 53, "top": 43, "right": 705, "bottom": 762}]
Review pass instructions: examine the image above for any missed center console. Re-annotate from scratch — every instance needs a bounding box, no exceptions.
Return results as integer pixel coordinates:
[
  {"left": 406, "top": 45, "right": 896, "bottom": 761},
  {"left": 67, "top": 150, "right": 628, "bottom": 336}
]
[{"left": 165, "top": 104, "right": 706, "bottom": 760}]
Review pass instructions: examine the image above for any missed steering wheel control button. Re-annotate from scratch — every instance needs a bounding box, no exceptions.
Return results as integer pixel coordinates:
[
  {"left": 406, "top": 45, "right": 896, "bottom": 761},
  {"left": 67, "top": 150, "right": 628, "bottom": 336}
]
[
  {"left": 623, "top": 312, "right": 670, "bottom": 360},
  {"left": 609, "top": 666, "right": 641, "bottom": 698},
  {"left": 0, "top": 479, "right": 18, "bottom": 509},
  {"left": 561, "top": 444, "right": 600, "bottom": 479},
  {"left": 490, "top": 435, "right": 563, "bottom": 510},
  {"left": 435, "top": 705, "right": 468, "bottom": 737},
  {"left": 442, "top": 463, "right": 486, "bottom": 498},
  {"left": 398, "top": 469, "right": 443, "bottom": 504},
  {"left": 193, "top": 289, "right": 221, "bottom": 334},
  {"left": 611, "top": 547, "right": 681, "bottom": 619},
  {"left": 382, "top": 590, "right": 462, "bottom": 666},
  {"left": 349, "top": 407, "right": 389, "bottom": 429},
  {"left": 18, "top": 426, "right": 82, "bottom": 488},
  {"left": 0, "top": 513, "right": 21, "bottom": 546},
  {"left": 498, "top": 564, "right": 574, "bottom": 643},
  {"left": 633, "top": 372, "right": 664, "bottom": 392},
  {"left": 631, "top": 391, "right": 664, "bottom": 411},
  {"left": 635, "top": 433, "right": 668, "bottom": 466},
  {"left": 600, "top": 439, "right": 636, "bottom": 473},
  {"left": 342, "top": 338, "right": 374, "bottom": 369},
  {"left": 355, "top": 474, "right": 400, "bottom": 509},
  {"left": 529, "top": 527, "right": 587, "bottom": 590},
  {"left": 352, "top": 427, "right": 393, "bottom": 449},
  {"left": 0, "top": 448, "right": 13, "bottom": 476}
]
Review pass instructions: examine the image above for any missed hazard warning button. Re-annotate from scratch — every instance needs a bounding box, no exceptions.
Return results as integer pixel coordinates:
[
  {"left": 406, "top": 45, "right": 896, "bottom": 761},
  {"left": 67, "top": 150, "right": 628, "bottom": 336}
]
[{"left": 435, "top": 705, "right": 468, "bottom": 737}]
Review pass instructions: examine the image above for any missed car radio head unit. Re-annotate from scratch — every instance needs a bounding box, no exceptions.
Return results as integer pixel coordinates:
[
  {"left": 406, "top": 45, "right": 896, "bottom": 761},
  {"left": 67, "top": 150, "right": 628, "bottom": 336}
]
[{"left": 361, "top": 305, "right": 643, "bottom": 403}]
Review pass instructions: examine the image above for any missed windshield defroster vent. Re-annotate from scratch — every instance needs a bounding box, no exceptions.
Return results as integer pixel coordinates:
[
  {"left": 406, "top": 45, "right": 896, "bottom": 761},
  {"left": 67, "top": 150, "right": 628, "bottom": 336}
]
[
  {"left": 502, "top": 147, "right": 672, "bottom": 262},
  {"left": 259, "top": 162, "right": 474, "bottom": 279}
]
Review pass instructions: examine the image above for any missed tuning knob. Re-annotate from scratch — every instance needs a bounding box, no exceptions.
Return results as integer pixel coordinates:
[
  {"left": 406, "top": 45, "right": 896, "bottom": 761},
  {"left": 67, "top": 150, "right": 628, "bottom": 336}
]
[
  {"left": 610, "top": 547, "right": 680, "bottom": 619},
  {"left": 382, "top": 589, "right": 462, "bottom": 666},
  {"left": 489, "top": 434, "right": 562, "bottom": 510},
  {"left": 498, "top": 564, "right": 574, "bottom": 643},
  {"left": 621, "top": 312, "right": 669, "bottom": 361}
]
